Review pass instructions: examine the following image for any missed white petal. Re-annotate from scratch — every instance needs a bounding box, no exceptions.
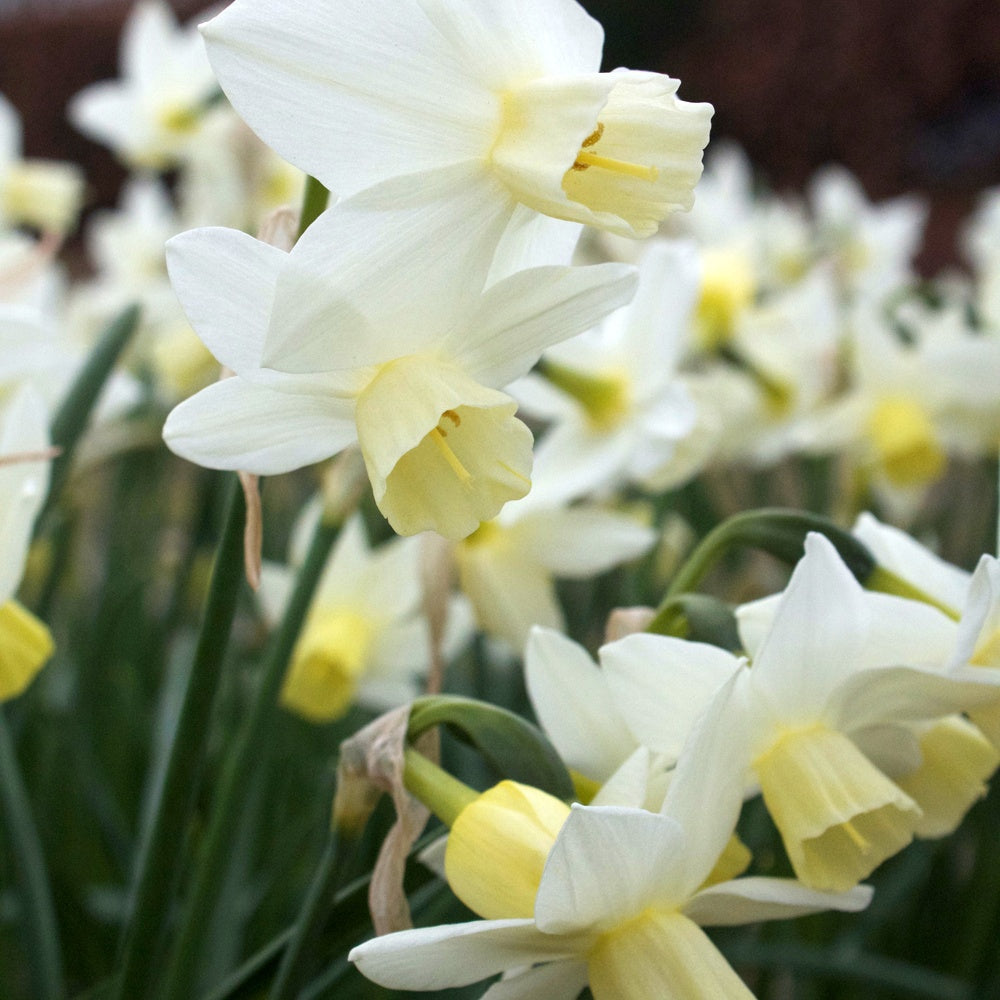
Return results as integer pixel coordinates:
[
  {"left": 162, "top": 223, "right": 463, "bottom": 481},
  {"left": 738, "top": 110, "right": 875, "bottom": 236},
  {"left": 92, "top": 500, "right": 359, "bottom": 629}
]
[
  {"left": 525, "top": 627, "right": 635, "bottom": 783},
  {"left": 481, "top": 959, "right": 589, "bottom": 1000},
  {"left": 513, "top": 506, "right": 654, "bottom": 577},
  {"left": 162, "top": 376, "right": 356, "bottom": 474},
  {"left": 600, "top": 632, "right": 741, "bottom": 759},
  {"left": 264, "top": 175, "right": 510, "bottom": 374},
  {"left": 661, "top": 670, "right": 754, "bottom": 900},
  {"left": 751, "top": 533, "right": 872, "bottom": 719},
  {"left": 165, "top": 227, "right": 286, "bottom": 374},
  {"left": 830, "top": 664, "right": 1000, "bottom": 734},
  {"left": 534, "top": 805, "right": 686, "bottom": 935},
  {"left": 683, "top": 877, "right": 872, "bottom": 927},
  {"left": 459, "top": 547, "right": 562, "bottom": 650},
  {"left": 857, "top": 592, "right": 957, "bottom": 670},
  {"left": 348, "top": 919, "right": 583, "bottom": 990},
  {"left": 202, "top": 0, "right": 496, "bottom": 196},
  {"left": 452, "top": 262, "right": 638, "bottom": 389},
  {"left": 528, "top": 419, "right": 636, "bottom": 506},
  {"left": 853, "top": 511, "right": 969, "bottom": 611},
  {"left": 487, "top": 204, "right": 583, "bottom": 285},
  {"left": 0, "top": 386, "right": 50, "bottom": 601}
]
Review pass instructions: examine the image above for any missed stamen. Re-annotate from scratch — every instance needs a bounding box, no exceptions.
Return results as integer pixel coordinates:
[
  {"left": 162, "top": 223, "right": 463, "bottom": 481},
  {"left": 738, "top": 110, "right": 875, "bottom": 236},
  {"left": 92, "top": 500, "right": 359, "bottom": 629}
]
[
  {"left": 430, "top": 427, "right": 472, "bottom": 484},
  {"left": 841, "top": 820, "right": 870, "bottom": 853},
  {"left": 573, "top": 151, "right": 659, "bottom": 181}
]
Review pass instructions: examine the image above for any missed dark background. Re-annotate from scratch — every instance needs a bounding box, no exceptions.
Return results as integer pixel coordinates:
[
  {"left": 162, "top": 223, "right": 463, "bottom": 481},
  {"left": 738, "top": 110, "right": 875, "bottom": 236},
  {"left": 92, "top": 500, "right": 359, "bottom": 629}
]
[{"left": 1, "top": 0, "right": 999, "bottom": 272}]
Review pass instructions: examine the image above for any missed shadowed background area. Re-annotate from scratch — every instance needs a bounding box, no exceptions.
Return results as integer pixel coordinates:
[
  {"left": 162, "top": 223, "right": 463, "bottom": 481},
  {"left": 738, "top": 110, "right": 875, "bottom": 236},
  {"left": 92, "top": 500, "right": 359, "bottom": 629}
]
[{"left": 1, "top": 0, "right": 999, "bottom": 271}]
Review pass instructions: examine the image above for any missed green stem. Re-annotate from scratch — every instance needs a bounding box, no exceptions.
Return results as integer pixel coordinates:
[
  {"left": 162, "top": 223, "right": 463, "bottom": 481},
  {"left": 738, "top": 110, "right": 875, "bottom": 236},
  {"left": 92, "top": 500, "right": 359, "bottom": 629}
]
[
  {"left": 297, "top": 175, "right": 330, "bottom": 238},
  {"left": 402, "top": 747, "right": 477, "bottom": 827},
  {"left": 0, "top": 710, "right": 65, "bottom": 999},
  {"left": 160, "top": 515, "right": 341, "bottom": 1000},
  {"left": 866, "top": 565, "right": 961, "bottom": 621},
  {"left": 109, "top": 476, "right": 246, "bottom": 1000}
]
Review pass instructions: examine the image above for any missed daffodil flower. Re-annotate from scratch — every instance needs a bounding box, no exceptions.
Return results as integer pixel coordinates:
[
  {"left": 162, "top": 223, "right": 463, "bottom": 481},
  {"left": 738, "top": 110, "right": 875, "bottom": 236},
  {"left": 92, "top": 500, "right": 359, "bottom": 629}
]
[
  {"left": 514, "top": 240, "right": 698, "bottom": 505},
  {"left": 350, "top": 684, "right": 871, "bottom": 999},
  {"left": 201, "top": 0, "right": 712, "bottom": 244},
  {"left": 258, "top": 511, "right": 472, "bottom": 721},
  {"left": 0, "top": 94, "right": 83, "bottom": 234},
  {"left": 607, "top": 533, "right": 1000, "bottom": 891},
  {"left": 162, "top": 190, "right": 637, "bottom": 539},
  {"left": 69, "top": 0, "right": 219, "bottom": 170},
  {"left": 454, "top": 481, "right": 655, "bottom": 649},
  {"left": 0, "top": 385, "right": 53, "bottom": 701}
]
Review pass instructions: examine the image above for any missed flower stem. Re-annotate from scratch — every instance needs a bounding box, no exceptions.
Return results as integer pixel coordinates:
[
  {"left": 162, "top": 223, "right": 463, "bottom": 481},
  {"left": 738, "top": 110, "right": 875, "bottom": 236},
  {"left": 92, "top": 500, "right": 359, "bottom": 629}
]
[
  {"left": 297, "top": 175, "right": 330, "bottom": 239},
  {"left": 402, "top": 746, "right": 477, "bottom": 827}
]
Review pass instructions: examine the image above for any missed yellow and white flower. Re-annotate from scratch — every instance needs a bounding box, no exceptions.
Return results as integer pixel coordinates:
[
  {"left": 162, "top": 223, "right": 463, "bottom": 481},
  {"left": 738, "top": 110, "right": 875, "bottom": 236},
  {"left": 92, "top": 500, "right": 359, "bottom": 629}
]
[
  {"left": 258, "top": 511, "right": 472, "bottom": 722},
  {"left": 350, "top": 689, "right": 870, "bottom": 999},
  {"left": 162, "top": 193, "right": 637, "bottom": 538},
  {"left": 69, "top": 0, "right": 220, "bottom": 171},
  {"left": 0, "top": 386, "right": 53, "bottom": 701},
  {"left": 201, "top": 0, "right": 712, "bottom": 245}
]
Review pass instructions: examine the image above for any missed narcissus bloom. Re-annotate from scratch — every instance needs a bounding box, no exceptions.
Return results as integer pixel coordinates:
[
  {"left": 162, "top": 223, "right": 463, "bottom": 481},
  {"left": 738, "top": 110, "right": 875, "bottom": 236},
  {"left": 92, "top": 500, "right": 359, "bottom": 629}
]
[
  {"left": 258, "top": 511, "right": 472, "bottom": 721},
  {"left": 201, "top": 0, "right": 713, "bottom": 242},
  {"left": 607, "top": 533, "right": 1000, "bottom": 892},
  {"left": 69, "top": 0, "right": 219, "bottom": 170},
  {"left": 0, "top": 94, "right": 83, "bottom": 234},
  {"left": 0, "top": 386, "right": 53, "bottom": 701},
  {"left": 162, "top": 192, "right": 636, "bottom": 539},
  {"left": 350, "top": 693, "right": 871, "bottom": 999}
]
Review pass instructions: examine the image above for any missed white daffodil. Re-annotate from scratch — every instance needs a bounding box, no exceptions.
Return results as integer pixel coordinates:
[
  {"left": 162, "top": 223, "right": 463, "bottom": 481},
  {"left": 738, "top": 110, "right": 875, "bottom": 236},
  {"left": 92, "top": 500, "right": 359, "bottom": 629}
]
[
  {"left": 162, "top": 190, "right": 636, "bottom": 540},
  {"left": 201, "top": 0, "right": 712, "bottom": 246},
  {"left": 454, "top": 478, "right": 655, "bottom": 649},
  {"left": 69, "top": 0, "right": 219, "bottom": 171},
  {"left": 809, "top": 166, "right": 927, "bottom": 302},
  {"left": 514, "top": 240, "right": 697, "bottom": 506},
  {"left": 350, "top": 681, "right": 870, "bottom": 999},
  {"left": 853, "top": 511, "right": 1000, "bottom": 753},
  {"left": 67, "top": 178, "right": 215, "bottom": 401},
  {"left": 259, "top": 510, "right": 471, "bottom": 722},
  {"left": 0, "top": 385, "right": 53, "bottom": 701},
  {"left": 524, "top": 627, "right": 642, "bottom": 796},
  {"left": 0, "top": 93, "right": 83, "bottom": 235},
  {"left": 609, "top": 533, "right": 1000, "bottom": 892},
  {"left": 792, "top": 301, "right": 997, "bottom": 514}
]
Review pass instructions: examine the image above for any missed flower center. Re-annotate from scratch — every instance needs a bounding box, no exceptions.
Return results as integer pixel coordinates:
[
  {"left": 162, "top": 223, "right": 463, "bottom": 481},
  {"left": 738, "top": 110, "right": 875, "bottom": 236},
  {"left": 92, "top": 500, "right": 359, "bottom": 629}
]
[
  {"left": 571, "top": 124, "right": 660, "bottom": 182},
  {"left": 753, "top": 723, "right": 919, "bottom": 892},
  {"left": 867, "top": 395, "right": 945, "bottom": 487},
  {"left": 541, "top": 359, "right": 632, "bottom": 430}
]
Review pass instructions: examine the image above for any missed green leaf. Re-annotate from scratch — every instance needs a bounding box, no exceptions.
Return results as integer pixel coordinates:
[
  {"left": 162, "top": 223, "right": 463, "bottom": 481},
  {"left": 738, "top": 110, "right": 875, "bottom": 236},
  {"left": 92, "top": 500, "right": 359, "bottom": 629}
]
[
  {"left": 408, "top": 695, "right": 574, "bottom": 801},
  {"left": 42, "top": 303, "right": 141, "bottom": 521}
]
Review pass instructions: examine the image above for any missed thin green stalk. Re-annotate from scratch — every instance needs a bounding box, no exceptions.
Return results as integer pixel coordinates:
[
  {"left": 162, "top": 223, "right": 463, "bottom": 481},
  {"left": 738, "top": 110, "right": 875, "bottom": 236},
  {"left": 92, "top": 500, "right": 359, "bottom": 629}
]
[
  {"left": 161, "top": 515, "right": 341, "bottom": 1000},
  {"left": 296, "top": 175, "right": 330, "bottom": 238},
  {"left": 0, "top": 710, "right": 65, "bottom": 999},
  {"left": 109, "top": 477, "right": 246, "bottom": 1000}
]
